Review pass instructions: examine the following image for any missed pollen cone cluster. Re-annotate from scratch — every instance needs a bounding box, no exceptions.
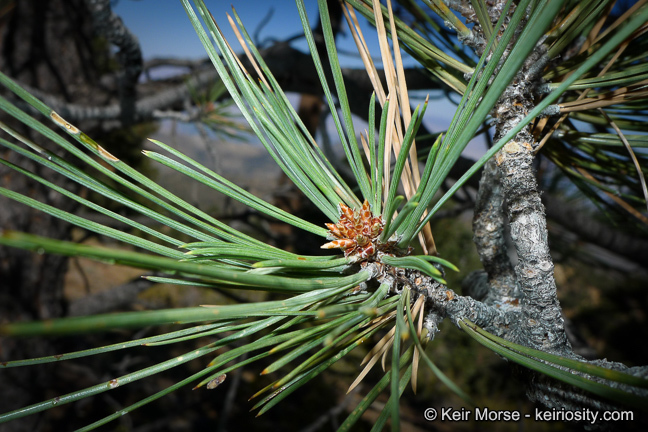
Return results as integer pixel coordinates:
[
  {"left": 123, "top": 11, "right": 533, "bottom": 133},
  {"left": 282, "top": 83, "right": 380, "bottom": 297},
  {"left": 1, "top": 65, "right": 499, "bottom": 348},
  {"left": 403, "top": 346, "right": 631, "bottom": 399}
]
[{"left": 321, "top": 200, "right": 393, "bottom": 260}]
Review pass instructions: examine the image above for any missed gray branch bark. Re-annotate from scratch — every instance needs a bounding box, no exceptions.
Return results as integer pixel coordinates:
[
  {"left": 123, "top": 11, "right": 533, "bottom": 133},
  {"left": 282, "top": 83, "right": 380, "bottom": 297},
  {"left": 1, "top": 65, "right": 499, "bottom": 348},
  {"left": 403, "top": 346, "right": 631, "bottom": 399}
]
[
  {"left": 472, "top": 158, "right": 520, "bottom": 304},
  {"left": 456, "top": 135, "right": 648, "bottom": 427},
  {"left": 496, "top": 140, "right": 571, "bottom": 354},
  {"left": 435, "top": 2, "right": 648, "bottom": 424}
]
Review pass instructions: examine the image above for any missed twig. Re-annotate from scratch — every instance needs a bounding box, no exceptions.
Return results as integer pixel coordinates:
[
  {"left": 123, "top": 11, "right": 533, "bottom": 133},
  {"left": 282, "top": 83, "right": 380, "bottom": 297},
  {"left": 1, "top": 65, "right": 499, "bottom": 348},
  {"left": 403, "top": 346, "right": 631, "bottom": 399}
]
[{"left": 298, "top": 386, "right": 362, "bottom": 432}]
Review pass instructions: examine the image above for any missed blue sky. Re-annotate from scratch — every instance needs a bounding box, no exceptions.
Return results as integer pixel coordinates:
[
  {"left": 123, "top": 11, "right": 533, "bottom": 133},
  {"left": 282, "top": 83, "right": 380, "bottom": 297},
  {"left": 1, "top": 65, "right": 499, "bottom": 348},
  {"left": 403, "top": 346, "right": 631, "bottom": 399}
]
[
  {"left": 112, "top": 1, "right": 484, "bottom": 158},
  {"left": 114, "top": 0, "right": 382, "bottom": 66}
]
